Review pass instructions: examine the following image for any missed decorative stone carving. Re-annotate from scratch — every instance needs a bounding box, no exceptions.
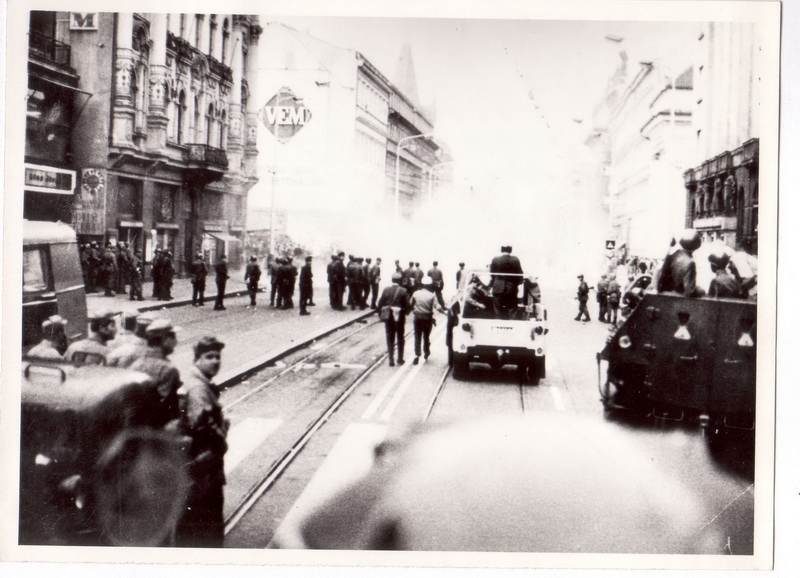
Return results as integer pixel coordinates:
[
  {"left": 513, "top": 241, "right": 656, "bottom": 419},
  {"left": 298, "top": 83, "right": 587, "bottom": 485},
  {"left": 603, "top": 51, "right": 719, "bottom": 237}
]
[
  {"left": 115, "top": 59, "right": 134, "bottom": 99},
  {"left": 724, "top": 175, "right": 737, "bottom": 213},
  {"left": 701, "top": 183, "right": 712, "bottom": 216},
  {"left": 149, "top": 76, "right": 166, "bottom": 110},
  {"left": 711, "top": 177, "right": 723, "bottom": 214}
]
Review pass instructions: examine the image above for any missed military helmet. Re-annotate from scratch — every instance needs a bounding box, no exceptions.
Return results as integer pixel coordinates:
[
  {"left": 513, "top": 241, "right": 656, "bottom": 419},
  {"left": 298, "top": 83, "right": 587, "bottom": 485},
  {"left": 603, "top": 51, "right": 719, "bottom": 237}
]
[
  {"left": 708, "top": 248, "right": 731, "bottom": 269},
  {"left": 678, "top": 229, "right": 702, "bottom": 252}
]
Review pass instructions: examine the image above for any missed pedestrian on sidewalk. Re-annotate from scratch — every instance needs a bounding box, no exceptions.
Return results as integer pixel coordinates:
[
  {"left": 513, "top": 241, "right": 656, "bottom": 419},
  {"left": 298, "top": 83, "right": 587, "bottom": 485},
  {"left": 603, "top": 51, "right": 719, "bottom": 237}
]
[
  {"left": 331, "top": 252, "right": 346, "bottom": 310},
  {"left": 268, "top": 256, "right": 279, "bottom": 307},
  {"left": 377, "top": 272, "right": 411, "bottom": 367},
  {"left": 160, "top": 251, "right": 175, "bottom": 301},
  {"left": 410, "top": 276, "right": 446, "bottom": 365},
  {"left": 190, "top": 252, "right": 208, "bottom": 307},
  {"left": 176, "top": 336, "right": 229, "bottom": 548},
  {"left": 128, "top": 250, "right": 145, "bottom": 301},
  {"left": 214, "top": 255, "right": 229, "bottom": 310},
  {"left": 151, "top": 248, "right": 163, "bottom": 299},
  {"left": 327, "top": 255, "right": 337, "bottom": 307},
  {"left": 369, "top": 257, "right": 382, "bottom": 309},
  {"left": 244, "top": 255, "right": 262, "bottom": 308},
  {"left": 116, "top": 242, "right": 130, "bottom": 295},
  {"left": 299, "top": 256, "right": 313, "bottom": 315}
]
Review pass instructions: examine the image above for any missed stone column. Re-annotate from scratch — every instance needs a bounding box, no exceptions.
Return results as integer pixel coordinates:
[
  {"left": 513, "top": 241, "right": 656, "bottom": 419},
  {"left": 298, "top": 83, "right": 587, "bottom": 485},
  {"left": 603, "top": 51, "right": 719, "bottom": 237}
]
[
  {"left": 245, "top": 21, "right": 262, "bottom": 156},
  {"left": 112, "top": 13, "right": 135, "bottom": 145},
  {"left": 146, "top": 13, "right": 170, "bottom": 152},
  {"left": 226, "top": 17, "right": 246, "bottom": 163}
]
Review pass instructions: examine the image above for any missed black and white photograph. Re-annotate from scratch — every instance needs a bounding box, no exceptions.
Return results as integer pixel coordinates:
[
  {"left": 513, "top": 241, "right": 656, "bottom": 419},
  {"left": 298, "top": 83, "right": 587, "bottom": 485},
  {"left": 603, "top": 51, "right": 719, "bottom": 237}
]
[{"left": 0, "top": 0, "right": 789, "bottom": 575}]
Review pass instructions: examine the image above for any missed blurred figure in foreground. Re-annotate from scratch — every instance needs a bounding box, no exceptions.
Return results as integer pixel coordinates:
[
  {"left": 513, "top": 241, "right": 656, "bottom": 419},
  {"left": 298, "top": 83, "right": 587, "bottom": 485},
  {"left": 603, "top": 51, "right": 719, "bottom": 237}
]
[
  {"left": 64, "top": 310, "right": 118, "bottom": 365},
  {"left": 284, "top": 414, "right": 729, "bottom": 553},
  {"left": 27, "top": 315, "right": 68, "bottom": 359},
  {"left": 656, "top": 229, "right": 705, "bottom": 297}
]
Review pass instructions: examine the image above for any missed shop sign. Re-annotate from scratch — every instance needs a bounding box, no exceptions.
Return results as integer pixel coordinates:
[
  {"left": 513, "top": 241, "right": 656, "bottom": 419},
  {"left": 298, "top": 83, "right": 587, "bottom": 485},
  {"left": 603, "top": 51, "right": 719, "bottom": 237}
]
[
  {"left": 70, "top": 13, "right": 98, "bottom": 30},
  {"left": 24, "top": 164, "right": 75, "bottom": 194},
  {"left": 260, "top": 86, "right": 312, "bottom": 143},
  {"left": 73, "top": 168, "right": 106, "bottom": 235}
]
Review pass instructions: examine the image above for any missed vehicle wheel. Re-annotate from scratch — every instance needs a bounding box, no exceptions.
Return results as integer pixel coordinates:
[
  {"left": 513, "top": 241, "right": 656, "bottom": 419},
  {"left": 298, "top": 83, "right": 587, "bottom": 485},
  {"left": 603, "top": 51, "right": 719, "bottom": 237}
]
[{"left": 452, "top": 353, "right": 468, "bottom": 379}]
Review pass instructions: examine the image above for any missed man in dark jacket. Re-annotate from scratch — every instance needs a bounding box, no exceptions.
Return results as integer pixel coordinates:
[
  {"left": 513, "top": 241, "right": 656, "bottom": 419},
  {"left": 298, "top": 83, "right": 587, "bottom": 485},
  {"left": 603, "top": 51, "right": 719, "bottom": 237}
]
[
  {"left": 151, "top": 249, "right": 163, "bottom": 299},
  {"left": 190, "top": 252, "right": 208, "bottom": 306},
  {"left": 574, "top": 274, "right": 591, "bottom": 322},
  {"left": 402, "top": 261, "right": 417, "bottom": 296},
  {"left": 327, "top": 255, "right": 337, "bottom": 307},
  {"left": 299, "top": 256, "right": 314, "bottom": 315},
  {"left": 489, "top": 246, "right": 524, "bottom": 319},
  {"left": 160, "top": 251, "right": 175, "bottom": 301},
  {"left": 656, "top": 230, "right": 705, "bottom": 297},
  {"left": 128, "top": 250, "right": 145, "bottom": 301},
  {"left": 377, "top": 272, "right": 411, "bottom": 367},
  {"left": 331, "top": 252, "right": 346, "bottom": 310},
  {"left": 427, "top": 261, "right": 446, "bottom": 308},
  {"left": 214, "top": 255, "right": 230, "bottom": 310},
  {"left": 244, "top": 255, "right": 262, "bottom": 308},
  {"left": 369, "top": 258, "right": 382, "bottom": 309},
  {"left": 116, "top": 242, "right": 130, "bottom": 294}
]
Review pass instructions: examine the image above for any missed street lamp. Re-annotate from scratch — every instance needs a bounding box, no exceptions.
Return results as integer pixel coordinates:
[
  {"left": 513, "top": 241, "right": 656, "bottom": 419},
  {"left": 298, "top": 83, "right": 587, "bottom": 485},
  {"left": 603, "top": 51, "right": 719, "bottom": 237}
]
[
  {"left": 394, "top": 132, "right": 433, "bottom": 219},
  {"left": 428, "top": 161, "right": 455, "bottom": 201}
]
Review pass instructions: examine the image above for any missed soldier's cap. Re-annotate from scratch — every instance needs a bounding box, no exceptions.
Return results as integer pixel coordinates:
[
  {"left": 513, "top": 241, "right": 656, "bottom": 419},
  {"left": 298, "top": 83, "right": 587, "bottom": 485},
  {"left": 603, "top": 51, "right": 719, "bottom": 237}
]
[
  {"left": 501, "top": 245, "right": 512, "bottom": 253},
  {"left": 90, "top": 241, "right": 98, "bottom": 247},
  {"left": 88, "top": 309, "right": 119, "bottom": 322},
  {"left": 305, "top": 256, "right": 313, "bottom": 262},
  {"left": 145, "top": 318, "right": 180, "bottom": 337},
  {"left": 337, "top": 251, "right": 345, "bottom": 257},
  {"left": 459, "top": 262, "right": 465, "bottom": 267},
  {"left": 577, "top": 274, "right": 584, "bottom": 279},
  {"left": 194, "top": 335, "right": 225, "bottom": 357},
  {"left": 391, "top": 272, "right": 403, "bottom": 283},
  {"left": 42, "top": 315, "right": 68, "bottom": 330},
  {"left": 250, "top": 255, "right": 258, "bottom": 261}
]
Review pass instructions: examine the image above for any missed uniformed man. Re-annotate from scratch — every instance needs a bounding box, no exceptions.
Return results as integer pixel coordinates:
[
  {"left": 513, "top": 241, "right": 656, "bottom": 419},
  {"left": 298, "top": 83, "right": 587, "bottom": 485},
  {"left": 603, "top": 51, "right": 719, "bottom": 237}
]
[
  {"left": 708, "top": 250, "right": 741, "bottom": 298},
  {"left": 128, "top": 250, "right": 145, "bottom": 301},
  {"left": 369, "top": 257, "right": 382, "bottom": 309},
  {"left": 299, "top": 256, "right": 314, "bottom": 316},
  {"left": 101, "top": 243, "right": 118, "bottom": 297},
  {"left": 394, "top": 259, "right": 403, "bottom": 274},
  {"left": 268, "top": 256, "right": 280, "bottom": 307},
  {"left": 79, "top": 244, "right": 90, "bottom": 289},
  {"left": 129, "top": 318, "right": 182, "bottom": 429},
  {"left": 410, "top": 275, "right": 447, "bottom": 365},
  {"left": 106, "top": 313, "right": 155, "bottom": 368},
  {"left": 574, "top": 274, "right": 591, "bottom": 322},
  {"left": 287, "top": 257, "right": 299, "bottom": 309},
  {"left": 116, "top": 242, "right": 130, "bottom": 294},
  {"left": 656, "top": 229, "right": 705, "bottom": 297},
  {"left": 176, "top": 336, "right": 229, "bottom": 548},
  {"left": 151, "top": 248, "right": 163, "bottom": 299},
  {"left": 86, "top": 241, "right": 101, "bottom": 293},
  {"left": 377, "top": 272, "right": 411, "bottom": 367},
  {"left": 346, "top": 255, "right": 360, "bottom": 310},
  {"left": 327, "top": 255, "right": 337, "bottom": 307},
  {"left": 244, "top": 255, "right": 262, "bottom": 308},
  {"left": 214, "top": 254, "right": 230, "bottom": 311},
  {"left": 64, "top": 310, "right": 119, "bottom": 365},
  {"left": 606, "top": 275, "right": 621, "bottom": 325},
  {"left": 331, "top": 252, "right": 347, "bottom": 310},
  {"left": 26, "top": 315, "right": 68, "bottom": 359},
  {"left": 402, "top": 261, "right": 417, "bottom": 296},
  {"left": 190, "top": 252, "right": 208, "bottom": 307},
  {"left": 596, "top": 274, "right": 609, "bottom": 323},
  {"left": 160, "top": 250, "right": 175, "bottom": 301},
  {"left": 427, "top": 261, "right": 446, "bottom": 309},
  {"left": 490, "top": 246, "right": 524, "bottom": 319},
  {"left": 354, "top": 257, "right": 368, "bottom": 310}
]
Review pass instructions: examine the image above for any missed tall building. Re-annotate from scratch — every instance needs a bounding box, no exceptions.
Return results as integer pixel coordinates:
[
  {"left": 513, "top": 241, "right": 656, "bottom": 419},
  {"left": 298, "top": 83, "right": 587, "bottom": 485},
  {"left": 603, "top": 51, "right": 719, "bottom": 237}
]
[
  {"left": 683, "top": 22, "right": 760, "bottom": 254},
  {"left": 60, "top": 11, "right": 261, "bottom": 273},
  {"left": 250, "top": 23, "right": 442, "bottom": 251}
]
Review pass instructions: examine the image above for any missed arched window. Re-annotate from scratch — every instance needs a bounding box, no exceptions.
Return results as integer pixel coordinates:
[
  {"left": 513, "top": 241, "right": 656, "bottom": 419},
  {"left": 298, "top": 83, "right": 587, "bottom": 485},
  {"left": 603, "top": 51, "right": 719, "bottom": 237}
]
[
  {"left": 220, "top": 109, "right": 228, "bottom": 149},
  {"left": 221, "top": 18, "right": 230, "bottom": 64},
  {"left": 193, "top": 96, "right": 201, "bottom": 143},
  {"left": 206, "top": 103, "right": 215, "bottom": 147},
  {"left": 176, "top": 90, "right": 186, "bottom": 144}
]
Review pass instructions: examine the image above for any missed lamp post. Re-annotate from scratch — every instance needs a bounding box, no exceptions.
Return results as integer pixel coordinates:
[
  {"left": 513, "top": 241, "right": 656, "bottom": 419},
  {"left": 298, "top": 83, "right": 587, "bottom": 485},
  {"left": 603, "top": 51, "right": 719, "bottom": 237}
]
[
  {"left": 428, "top": 161, "right": 455, "bottom": 202},
  {"left": 394, "top": 132, "right": 433, "bottom": 219}
]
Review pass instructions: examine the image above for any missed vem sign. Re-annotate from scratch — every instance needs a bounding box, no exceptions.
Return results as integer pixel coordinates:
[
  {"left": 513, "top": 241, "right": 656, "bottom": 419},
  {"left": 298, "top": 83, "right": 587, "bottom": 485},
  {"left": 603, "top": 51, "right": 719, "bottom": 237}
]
[
  {"left": 70, "top": 13, "right": 98, "bottom": 30},
  {"left": 259, "top": 86, "right": 312, "bottom": 143}
]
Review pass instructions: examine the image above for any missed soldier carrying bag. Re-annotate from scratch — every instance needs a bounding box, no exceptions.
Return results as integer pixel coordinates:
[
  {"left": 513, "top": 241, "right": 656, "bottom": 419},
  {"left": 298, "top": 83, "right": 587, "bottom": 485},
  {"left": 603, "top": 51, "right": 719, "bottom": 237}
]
[{"left": 380, "top": 288, "right": 401, "bottom": 322}]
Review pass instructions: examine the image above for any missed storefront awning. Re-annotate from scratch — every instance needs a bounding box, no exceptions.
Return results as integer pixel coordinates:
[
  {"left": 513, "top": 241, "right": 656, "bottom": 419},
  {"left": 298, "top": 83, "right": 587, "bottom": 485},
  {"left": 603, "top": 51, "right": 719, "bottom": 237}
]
[{"left": 207, "top": 232, "right": 240, "bottom": 243}]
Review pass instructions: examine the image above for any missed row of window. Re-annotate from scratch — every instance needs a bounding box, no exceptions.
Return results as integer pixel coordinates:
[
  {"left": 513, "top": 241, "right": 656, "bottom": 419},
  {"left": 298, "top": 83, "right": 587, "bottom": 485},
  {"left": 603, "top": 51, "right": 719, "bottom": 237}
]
[
  {"left": 166, "top": 91, "right": 229, "bottom": 148},
  {"left": 168, "top": 14, "right": 231, "bottom": 65},
  {"left": 116, "top": 178, "right": 242, "bottom": 222}
]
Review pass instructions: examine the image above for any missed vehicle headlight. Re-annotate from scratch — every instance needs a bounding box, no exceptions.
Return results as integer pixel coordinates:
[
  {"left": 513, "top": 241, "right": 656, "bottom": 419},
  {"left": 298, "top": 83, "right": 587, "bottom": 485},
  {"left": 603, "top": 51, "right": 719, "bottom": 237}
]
[{"left": 618, "top": 335, "right": 632, "bottom": 349}]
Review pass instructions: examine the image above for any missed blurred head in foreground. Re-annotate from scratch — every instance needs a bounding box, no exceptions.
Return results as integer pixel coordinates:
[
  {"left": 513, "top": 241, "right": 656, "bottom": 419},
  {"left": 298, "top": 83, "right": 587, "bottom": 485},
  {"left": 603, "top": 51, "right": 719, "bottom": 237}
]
[{"left": 288, "top": 414, "right": 727, "bottom": 554}]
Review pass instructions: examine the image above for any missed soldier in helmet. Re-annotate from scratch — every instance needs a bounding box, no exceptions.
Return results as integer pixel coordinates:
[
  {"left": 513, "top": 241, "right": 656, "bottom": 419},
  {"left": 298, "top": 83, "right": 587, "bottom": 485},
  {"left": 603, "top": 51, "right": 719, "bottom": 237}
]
[
  {"left": 64, "top": 310, "right": 119, "bottom": 365},
  {"left": 656, "top": 229, "right": 705, "bottom": 297},
  {"left": 86, "top": 241, "right": 102, "bottom": 293},
  {"left": 189, "top": 252, "right": 208, "bottom": 307},
  {"left": 101, "top": 243, "right": 118, "bottom": 297},
  {"left": 708, "top": 249, "right": 741, "bottom": 298},
  {"left": 27, "top": 315, "right": 68, "bottom": 359},
  {"left": 244, "top": 255, "right": 262, "bottom": 308}
]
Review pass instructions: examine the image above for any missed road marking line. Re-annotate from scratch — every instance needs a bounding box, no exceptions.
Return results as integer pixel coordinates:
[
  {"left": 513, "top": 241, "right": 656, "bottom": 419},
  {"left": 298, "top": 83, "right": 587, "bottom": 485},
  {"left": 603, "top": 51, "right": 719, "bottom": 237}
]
[
  {"left": 224, "top": 417, "right": 283, "bottom": 475},
  {"left": 550, "top": 385, "right": 565, "bottom": 412},
  {"left": 269, "top": 422, "right": 387, "bottom": 549},
  {"left": 380, "top": 326, "right": 447, "bottom": 422},
  {"left": 361, "top": 357, "right": 413, "bottom": 420}
]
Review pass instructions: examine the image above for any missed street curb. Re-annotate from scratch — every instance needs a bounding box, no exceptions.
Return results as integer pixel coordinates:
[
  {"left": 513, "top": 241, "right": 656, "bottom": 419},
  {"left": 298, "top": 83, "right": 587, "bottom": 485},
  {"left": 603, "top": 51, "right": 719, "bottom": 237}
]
[
  {"left": 216, "top": 308, "right": 377, "bottom": 390},
  {"left": 135, "top": 288, "right": 262, "bottom": 313}
]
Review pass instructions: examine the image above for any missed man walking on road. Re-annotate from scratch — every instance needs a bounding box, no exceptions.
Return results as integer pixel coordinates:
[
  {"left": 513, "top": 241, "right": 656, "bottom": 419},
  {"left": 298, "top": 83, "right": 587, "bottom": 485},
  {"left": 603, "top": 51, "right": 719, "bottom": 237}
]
[
  {"left": 176, "top": 336, "right": 229, "bottom": 548},
  {"left": 575, "top": 274, "right": 591, "bottom": 322},
  {"left": 410, "top": 276, "right": 446, "bottom": 365},
  {"left": 299, "top": 256, "right": 314, "bottom": 316},
  {"left": 190, "top": 252, "right": 208, "bottom": 307},
  {"left": 427, "top": 261, "right": 446, "bottom": 308},
  {"left": 214, "top": 254, "right": 230, "bottom": 310},
  {"left": 244, "top": 255, "right": 262, "bottom": 308},
  {"left": 377, "top": 272, "right": 411, "bottom": 367}
]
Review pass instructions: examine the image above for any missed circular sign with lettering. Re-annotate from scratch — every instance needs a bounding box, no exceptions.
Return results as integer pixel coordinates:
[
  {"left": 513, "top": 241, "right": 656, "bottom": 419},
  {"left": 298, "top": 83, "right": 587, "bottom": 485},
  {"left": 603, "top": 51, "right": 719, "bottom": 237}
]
[{"left": 259, "top": 86, "right": 312, "bottom": 143}]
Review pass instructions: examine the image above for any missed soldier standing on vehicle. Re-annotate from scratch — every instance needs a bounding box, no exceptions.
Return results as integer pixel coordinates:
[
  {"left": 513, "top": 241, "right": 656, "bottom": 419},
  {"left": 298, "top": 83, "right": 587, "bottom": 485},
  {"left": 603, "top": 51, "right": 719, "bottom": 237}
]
[
  {"left": 64, "top": 310, "right": 119, "bottom": 365},
  {"left": 490, "top": 246, "right": 524, "bottom": 319},
  {"left": 369, "top": 257, "right": 382, "bottom": 309},
  {"left": 456, "top": 262, "right": 466, "bottom": 290},
  {"left": 574, "top": 274, "right": 591, "bottom": 322},
  {"left": 656, "top": 229, "right": 705, "bottom": 297},
  {"left": 128, "top": 250, "right": 145, "bottom": 301},
  {"left": 27, "top": 315, "right": 68, "bottom": 359},
  {"left": 214, "top": 255, "right": 230, "bottom": 311},
  {"left": 190, "top": 252, "right": 208, "bottom": 307},
  {"left": 707, "top": 250, "right": 741, "bottom": 298},
  {"left": 129, "top": 318, "right": 182, "bottom": 429},
  {"left": 176, "top": 336, "right": 229, "bottom": 548},
  {"left": 410, "top": 276, "right": 447, "bottom": 365},
  {"left": 377, "top": 272, "right": 411, "bottom": 367},
  {"left": 244, "top": 255, "right": 262, "bottom": 308},
  {"left": 596, "top": 274, "right": 609, "bottom": 323},
  {"left": 606, "top": 275, "right": 621, "bottom": 325},
  {"left": 299, "top": 256, "right": 314, "bottom": 316},
  {"left": 427, "top": 261, "right": 446, "bottom": 309}
]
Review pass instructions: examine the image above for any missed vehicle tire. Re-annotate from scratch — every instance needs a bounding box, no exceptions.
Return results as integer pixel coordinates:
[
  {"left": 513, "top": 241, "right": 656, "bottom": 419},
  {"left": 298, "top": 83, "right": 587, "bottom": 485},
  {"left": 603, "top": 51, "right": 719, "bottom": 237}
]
[{"left": 452, "top": 353, "right": 468, "bottom": 379}]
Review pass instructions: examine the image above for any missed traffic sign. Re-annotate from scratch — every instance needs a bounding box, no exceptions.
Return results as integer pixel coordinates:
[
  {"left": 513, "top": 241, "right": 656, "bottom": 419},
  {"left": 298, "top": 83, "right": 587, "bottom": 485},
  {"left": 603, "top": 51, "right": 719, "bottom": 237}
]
[
  {"left": 259, "top": 86, "right": 312, "bottom": 143},
  {"left": 605, "top": 240, "right": 616, "bottom": 250}
]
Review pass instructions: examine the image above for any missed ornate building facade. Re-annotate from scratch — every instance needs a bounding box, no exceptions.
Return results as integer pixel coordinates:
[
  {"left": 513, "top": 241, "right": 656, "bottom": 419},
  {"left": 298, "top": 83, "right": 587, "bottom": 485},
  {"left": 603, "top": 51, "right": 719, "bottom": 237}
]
[{"left": 65, "top": 12, "right": 261, "bottom": 272}]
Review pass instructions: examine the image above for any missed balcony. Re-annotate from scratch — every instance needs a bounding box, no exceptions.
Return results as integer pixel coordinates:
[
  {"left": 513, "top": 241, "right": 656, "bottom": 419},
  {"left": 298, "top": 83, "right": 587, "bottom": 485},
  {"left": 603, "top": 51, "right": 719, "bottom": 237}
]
[
  {"left": 28, "top": 30, "right": 71, "bottom": 67},
  {"left": 208, "top": 56, "right": 234, "bottom": 84},
  {"left": 185, "top": 144, "right": 228, "bottom": 170}
]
